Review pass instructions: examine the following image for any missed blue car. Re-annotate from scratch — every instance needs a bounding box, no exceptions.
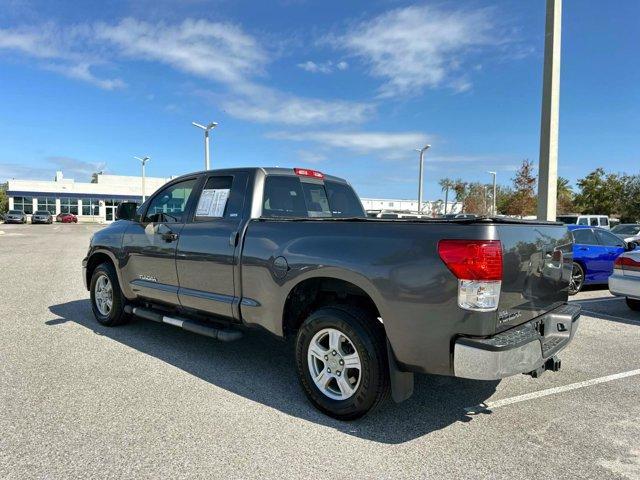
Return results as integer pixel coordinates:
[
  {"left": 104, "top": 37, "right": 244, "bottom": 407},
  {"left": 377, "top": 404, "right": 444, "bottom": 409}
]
[{"left": 567, "top": 225, "right": 636, "bottom": 295}]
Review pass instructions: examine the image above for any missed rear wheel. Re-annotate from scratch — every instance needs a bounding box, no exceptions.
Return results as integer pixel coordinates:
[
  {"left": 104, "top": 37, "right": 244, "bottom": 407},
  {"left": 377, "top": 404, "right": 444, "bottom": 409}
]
[
  {"left": 569, "top": 263, "right": 584, "bottom": 295},
  {"left": 295, "top": 305, "right": 390, "bottom": 420},
  {"left": 626, "top": 297, "right": 640, "bottom": 311},
  {"left": 90, "top": 262, "right": 129, "bottom": 326}
]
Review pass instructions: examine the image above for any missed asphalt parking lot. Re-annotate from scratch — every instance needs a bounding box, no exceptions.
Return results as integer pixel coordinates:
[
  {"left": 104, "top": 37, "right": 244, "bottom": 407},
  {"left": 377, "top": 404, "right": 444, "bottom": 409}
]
[{"left": 1, "top": 223, "right": 639, "bottom": 479}]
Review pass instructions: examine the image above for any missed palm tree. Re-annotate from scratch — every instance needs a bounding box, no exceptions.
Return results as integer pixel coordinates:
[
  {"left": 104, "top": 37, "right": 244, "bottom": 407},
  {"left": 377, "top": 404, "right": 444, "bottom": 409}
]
[{"left": 439, "top": 178, "right": 454, "bottom": 214}]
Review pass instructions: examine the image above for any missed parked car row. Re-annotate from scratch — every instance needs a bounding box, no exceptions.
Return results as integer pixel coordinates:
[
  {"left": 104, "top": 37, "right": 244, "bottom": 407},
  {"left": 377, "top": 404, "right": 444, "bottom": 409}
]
[{"left": 1, "top": 210, "right": 78, "bottom": 224}]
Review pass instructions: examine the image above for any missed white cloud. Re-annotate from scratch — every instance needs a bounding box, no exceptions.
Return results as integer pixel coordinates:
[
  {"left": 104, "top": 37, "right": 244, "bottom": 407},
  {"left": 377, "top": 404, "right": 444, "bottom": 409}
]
[
  {"left": 295, "top": 149, "right": 327, "bottom": 164},
  {"left": 0, "top": 156, "right": 106, "bottom": 182},
  {"left": 0, "top": 19, "right": 367, "bottom": 125},
  {"left": 331, "top": 5, "right": 498, "bottom": 97},
  {"left": 297, "top": 59, "right": 348, "bottom": 74},
  {"left": 267, "top": 131, "right": 431, "bottom": 155}
]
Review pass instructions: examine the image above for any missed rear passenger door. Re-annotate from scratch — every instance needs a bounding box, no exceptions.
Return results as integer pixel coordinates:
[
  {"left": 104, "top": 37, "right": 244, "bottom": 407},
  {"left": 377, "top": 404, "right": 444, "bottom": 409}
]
[
  {"left": 175, "top": 172, "right": 249, "bottom": 319},
  {"left": 595, "top": 229, "right": 626, "bottom": 278}
]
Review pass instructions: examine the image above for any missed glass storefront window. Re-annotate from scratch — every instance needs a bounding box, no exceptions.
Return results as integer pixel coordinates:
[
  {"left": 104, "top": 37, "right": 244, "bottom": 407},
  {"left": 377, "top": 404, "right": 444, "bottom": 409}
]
[
  {"left": 13, "top": 196, "right": 33, "bottom": 214},
  {"left": 37, "top": 197, "right": 57, "bottom": 214},
  {"left": 60, "top": 197, "right": 79, "bottom": 215},
  {"left": 81, "top": 198, "right": 99, "bottom": 216}
]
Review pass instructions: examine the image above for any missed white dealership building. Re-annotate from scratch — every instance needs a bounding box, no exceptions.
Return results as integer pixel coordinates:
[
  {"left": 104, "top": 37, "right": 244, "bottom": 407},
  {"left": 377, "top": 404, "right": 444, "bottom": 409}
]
[
  {"left": 5, "top": 170, "right": 461, "bottom": 222},
  {"left": 6, "top": 171, "right": 171, "bottom": 222}
]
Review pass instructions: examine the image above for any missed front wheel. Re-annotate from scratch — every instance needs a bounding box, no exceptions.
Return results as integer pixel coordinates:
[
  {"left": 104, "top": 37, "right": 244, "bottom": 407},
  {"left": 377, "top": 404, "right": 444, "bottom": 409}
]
[
  {"left": 569, "top": 263, "right": 584, "bottom": 295},
  {"left": 626, "top": 297, "right": 640, "bottom": 311},
  {"left": 90, "top": 262, "right": 129, "bottom": 326},
  {"left": 295, "top": 305, "right": 390, "bottom": 420}
]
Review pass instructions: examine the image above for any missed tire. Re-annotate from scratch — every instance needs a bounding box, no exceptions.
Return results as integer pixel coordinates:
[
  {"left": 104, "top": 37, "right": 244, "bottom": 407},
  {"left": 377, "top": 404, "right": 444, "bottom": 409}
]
[
  {"left": 295, "top": 305, "right": 390, "bottom": 420},
  {"left": 89, "top": 262, "right": 129, "bottom": 326},
  {"left": 626, "top": 297, "right": 640, "bottom": 311},
  {"left": 569, "top": 263, "right": 584, "bottom": 295}
]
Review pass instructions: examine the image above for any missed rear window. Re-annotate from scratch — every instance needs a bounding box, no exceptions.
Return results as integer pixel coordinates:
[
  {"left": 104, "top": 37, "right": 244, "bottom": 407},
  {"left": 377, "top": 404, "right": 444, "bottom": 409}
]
[
  {"left": 572, "top": 229, "right": 597, "bottom": 245},
  {"left": 262, "top": 176, "right": 364, "bottom": 219}
]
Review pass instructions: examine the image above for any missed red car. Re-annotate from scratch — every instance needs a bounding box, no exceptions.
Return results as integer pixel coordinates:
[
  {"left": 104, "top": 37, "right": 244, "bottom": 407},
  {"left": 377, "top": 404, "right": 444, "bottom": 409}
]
[{"left": 56, "top": 213, "right": 78, "bottom": 223}]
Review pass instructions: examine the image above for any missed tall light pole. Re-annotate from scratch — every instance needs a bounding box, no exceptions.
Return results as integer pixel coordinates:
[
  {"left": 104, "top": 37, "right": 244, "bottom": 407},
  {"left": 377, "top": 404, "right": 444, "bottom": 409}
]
[
  {"left": 537, "top": 0, "right": 562, "bottom": 221},
  {"left": 488, "top": 171, "right": 497, "bottom": 215},
  {"left": 134, "top": 156, "right": 150, "bottom": 202},
  {"left": 415, "top": 144, "right": 431, "bottom": 213},
  {"left": 192, "top": 121, "right": 218, "bottom": 170}
]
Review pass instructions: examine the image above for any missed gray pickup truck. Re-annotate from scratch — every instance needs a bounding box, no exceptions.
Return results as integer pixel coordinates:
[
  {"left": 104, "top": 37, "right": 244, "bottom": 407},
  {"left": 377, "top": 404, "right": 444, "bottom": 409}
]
[{"left": 83, "top": 167, "right": 580, "bottom": 419}]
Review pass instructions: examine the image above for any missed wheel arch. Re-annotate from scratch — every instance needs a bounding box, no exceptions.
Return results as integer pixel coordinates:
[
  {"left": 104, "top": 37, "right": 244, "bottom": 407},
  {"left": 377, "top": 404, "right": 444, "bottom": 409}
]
[{"left": 85, "top": 249, "right": 123, "bottom": 292}]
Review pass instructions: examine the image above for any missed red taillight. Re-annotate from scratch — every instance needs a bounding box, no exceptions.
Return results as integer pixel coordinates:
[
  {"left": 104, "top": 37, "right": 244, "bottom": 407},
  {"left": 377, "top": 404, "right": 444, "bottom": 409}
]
[
  {"left": 438, "top": 240, "right": 503, "bottom": 281},
  {"left": 294, "top": 167, "right": 324, "bottom": 179},
  {"left": 614, "top": 255, "right": 640, "bottom": 270}
]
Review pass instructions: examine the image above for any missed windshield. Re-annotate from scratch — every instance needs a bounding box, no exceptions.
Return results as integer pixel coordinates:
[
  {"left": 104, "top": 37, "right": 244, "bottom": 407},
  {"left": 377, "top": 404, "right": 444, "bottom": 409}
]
[
  {"left": 34, "top": 210, "right": 50, "bottom": 215},
  {"left": 611, "top": 224, "right": 640, "bottom": 235},
  {"left": 8, "top": 210, "right": 21, "bottom": 214},
  {"left": 557, "top": 215, "right": 578, "bottom": 224}
]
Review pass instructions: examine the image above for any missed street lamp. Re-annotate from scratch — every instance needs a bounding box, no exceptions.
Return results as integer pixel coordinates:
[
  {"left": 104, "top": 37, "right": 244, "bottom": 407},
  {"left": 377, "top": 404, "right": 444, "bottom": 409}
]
[
  {"left": 192, "top": 121, "right": 218, "bottom": 170},
  {"left": 134, "top": 156, "right": 150, "bottom": 202},
  {"left": 488, "top": 171, "right": 497, "bottom": 216},
  {"left": 415, "top": 145, "right": 431, "bottom": 213}
]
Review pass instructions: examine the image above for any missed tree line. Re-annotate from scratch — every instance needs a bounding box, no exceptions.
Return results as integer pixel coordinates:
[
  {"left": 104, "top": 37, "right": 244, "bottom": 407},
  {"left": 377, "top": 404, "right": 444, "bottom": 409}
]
[{"left": 439, "top": 160, "right": 640, "bottom": 221}]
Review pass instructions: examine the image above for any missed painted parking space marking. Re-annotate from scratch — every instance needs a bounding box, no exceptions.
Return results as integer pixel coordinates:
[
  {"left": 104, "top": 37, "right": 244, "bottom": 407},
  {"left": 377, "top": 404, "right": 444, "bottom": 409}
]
[
  {"left": 581, "top": 309, "right": 640, "bottom": 325},
  {"left": 465, "top": 369, "right": 640, "bottom": 414}
]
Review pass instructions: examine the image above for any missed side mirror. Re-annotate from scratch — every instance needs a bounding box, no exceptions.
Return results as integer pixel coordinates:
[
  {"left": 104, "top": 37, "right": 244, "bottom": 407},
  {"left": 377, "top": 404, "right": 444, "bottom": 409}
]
[
  {"left": 116, "top": 202, "right": 139, "bottom": 221},
  {"left": 626, "top": 241, "right": 638, "bottom": 251}
]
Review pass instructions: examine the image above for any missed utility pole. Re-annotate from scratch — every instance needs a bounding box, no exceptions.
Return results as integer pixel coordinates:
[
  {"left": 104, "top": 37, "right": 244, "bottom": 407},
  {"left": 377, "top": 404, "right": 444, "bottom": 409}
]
[
  {"left": 537, "top": 0, "right": 562, "bottom": 221},
  {"left": 488, "top": 171, "right": 497, "bottom": 215},
  {"left": 415, "top": 145, "right": 431, "bottom": 213},
  {"left": 192, "top": 121, "right": 219, "bottom": 170},
  {"left": 134, "top": 156, "right": 150, "bottom": 202}
]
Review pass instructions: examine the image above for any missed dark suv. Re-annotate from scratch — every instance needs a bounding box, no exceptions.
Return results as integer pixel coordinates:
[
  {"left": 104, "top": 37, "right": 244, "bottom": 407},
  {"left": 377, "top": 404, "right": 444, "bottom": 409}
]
[{"left": 32, "top": 210, "right": 54, "bottom": 224}]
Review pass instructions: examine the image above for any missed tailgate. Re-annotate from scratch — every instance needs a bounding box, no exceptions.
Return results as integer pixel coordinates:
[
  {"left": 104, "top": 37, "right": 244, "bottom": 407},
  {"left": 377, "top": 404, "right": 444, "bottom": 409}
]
[{"left": 495, "top": 223, "right": 573, "bottom": 332}]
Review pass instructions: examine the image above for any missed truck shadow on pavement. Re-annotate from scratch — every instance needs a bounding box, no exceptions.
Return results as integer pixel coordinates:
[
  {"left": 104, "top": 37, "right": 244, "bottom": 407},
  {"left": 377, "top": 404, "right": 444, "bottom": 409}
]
[{"left": 48, "top": 299, "right": 499, "bottom": 444}]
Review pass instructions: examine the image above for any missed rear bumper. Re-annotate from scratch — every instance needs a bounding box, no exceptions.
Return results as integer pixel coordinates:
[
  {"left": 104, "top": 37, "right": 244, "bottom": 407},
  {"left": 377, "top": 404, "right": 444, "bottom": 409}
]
[
  {"left": 609, "top": 273, "right": 640, "bottom": 299},
  {"left": 453, "top": 303, "right": 581, "bottom": 380}
]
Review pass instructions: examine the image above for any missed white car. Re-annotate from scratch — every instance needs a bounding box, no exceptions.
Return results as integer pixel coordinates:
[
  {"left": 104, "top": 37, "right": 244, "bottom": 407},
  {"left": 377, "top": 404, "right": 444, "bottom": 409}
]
[{"left": 609, "top": 250, "right": 640, "bottom": 311}]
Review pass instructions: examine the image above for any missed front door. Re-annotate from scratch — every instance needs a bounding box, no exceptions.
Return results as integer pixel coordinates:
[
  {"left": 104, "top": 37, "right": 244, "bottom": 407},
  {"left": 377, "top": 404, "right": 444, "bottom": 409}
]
[
  {"left": 121, "top": 177, "right": 199, "bottom": 305},
  {"left": 176, "top": 172, "right": 249, "bottom": 319},
  {"left": 105, "top": 206, "right": 117, "bottom": 222}
]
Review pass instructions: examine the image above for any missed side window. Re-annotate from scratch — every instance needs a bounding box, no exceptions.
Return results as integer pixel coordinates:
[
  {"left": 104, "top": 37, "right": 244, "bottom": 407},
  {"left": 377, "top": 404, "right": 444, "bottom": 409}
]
[
  {"left": 262, "top": 176, "right": 307, "bottom": 218},
  {"left": 577, "top": 217, "right": 588, "bottom": 225},
  {"left": 596, "top": 229, "right": 625, "bottom": 247},
  {"left": 589, "top": 217, "right": 599, "bottom": 226},
  {"left": 600, "top": 217, "right": 609, "bottom": 226},
  {"left": 572, "top": 229, "right": 597, "bottom": 245},
  {"left": 194, "top": 176, "right": 233, "bottom": 220},
  {"left": 144, "top": 178, "right": 197, "bottom": 223}
]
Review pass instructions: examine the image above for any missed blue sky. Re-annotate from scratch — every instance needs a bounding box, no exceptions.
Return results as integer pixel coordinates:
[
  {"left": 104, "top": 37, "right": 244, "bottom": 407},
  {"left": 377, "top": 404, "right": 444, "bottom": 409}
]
[{"left": 0, "top": 0, "right": 638, "bottom": 200}]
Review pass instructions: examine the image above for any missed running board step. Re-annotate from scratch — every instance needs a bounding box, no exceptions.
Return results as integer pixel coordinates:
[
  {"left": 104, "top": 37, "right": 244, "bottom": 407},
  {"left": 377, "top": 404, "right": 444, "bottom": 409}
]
[{"left": 124, "top": 305, "right": 243, "bottom": 342}]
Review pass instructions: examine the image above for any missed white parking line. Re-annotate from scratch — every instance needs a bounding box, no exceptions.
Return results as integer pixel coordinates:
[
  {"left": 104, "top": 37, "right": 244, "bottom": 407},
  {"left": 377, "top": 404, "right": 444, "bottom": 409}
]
[
  {"left": 581, "top": 309, "right": 640, "bottom": 325},
  {"left": 571, "top": 297, "right": 619, "bottom": 304},
  {"left": 465, "top": 369, "right": 640, "bottom": 414}
]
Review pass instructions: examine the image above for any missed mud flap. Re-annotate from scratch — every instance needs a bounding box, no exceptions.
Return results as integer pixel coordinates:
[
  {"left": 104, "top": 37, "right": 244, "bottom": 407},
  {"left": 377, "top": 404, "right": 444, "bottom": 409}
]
[{"left": 386, "top": 339, "right": 414, "bottom": 403}]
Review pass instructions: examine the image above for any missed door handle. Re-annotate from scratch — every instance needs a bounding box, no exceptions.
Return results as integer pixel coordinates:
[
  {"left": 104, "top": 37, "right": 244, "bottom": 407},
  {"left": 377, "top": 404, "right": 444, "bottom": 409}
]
[
  {"left": 162, "top": 232, "right": 179, "bottom": 242},
  {"left": 578, "top": 247, "right": 588, "bottom": 251}
]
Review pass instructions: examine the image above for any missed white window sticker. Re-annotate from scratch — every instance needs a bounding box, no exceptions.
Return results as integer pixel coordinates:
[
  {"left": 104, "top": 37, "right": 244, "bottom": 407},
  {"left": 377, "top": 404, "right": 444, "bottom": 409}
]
[{"left": 196, "top": 188, "right": 230, "bottom": 218}]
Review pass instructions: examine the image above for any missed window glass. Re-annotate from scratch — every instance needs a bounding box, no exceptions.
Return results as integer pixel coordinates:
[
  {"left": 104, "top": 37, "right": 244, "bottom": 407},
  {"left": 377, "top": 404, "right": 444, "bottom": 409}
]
[
  {"left": 596, "top": 229, "right": 625, "bottom": 247},
  {"left": 194, "top": 176, "right": 233, "bottom": 220},
  {"left": 577, "top": 217, "right": 588, "bottom": 225},
  {"left": 8, "top": 210, "right": 21, "bottom": 214},
  {"left": 144, "top": 179, "right": 197, "bottom": 223},
  {"left": 262, "top": 176, "right": 307, "bottom": 218},
  {"left": 589, "top": 218, "right": 599, "bottom": 226},
  {"left": 13, "top": 196, "right": 33, "bottom": 214},
  {"left": 325, "top": 181, "right": 365, "bottom": 218},
  {"left": 37, "top": 197, "right": 56, "bottom": 214},
  {"left": 600, "top": 217, "right": 609, "bottom": 226},
  {"left": 572, "top": 229, "right": 597, "bottom": 245},
  {"left": 612, "top": 225, "right": 640, "bottom": 235},
  {"left": 557, "top": 215, "right": 578, "bottom": 224},
  {"left": 81, "top": 198, "right": 100, "bottom": 216},
  {"left": 34, "top": 210, "right": 50, "bottom": 215},
  {"left": 60, "top": 197, "right": 79, "bottom": 215},
  {"left": 301, "top": 182, "right": 331, "bottom": 217}
]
